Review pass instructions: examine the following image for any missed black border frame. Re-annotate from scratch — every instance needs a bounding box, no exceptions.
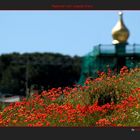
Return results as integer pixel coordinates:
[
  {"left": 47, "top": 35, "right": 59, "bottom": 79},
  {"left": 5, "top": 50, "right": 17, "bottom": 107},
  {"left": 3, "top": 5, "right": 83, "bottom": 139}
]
[
  {"left": 0, "top": 127, "right": 140, "bottom": 140},
  {"left": 0, "top": 0, "right": 140, "bottom": 140},
  {"left": 0, "top": 0, "right": 140, "bottom": 10}
]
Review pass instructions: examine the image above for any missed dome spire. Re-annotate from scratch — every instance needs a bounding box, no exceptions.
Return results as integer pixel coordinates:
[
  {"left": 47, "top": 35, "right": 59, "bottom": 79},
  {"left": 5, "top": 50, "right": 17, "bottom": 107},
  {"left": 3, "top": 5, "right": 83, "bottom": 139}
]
[{"left": 112, "top": 11, "right": 130, "bottom": 44}]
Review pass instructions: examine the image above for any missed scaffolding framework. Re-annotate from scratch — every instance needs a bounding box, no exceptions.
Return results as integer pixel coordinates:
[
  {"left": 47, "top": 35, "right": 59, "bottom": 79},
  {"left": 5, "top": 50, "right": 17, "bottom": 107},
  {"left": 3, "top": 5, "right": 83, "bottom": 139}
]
[{"left": 78, "top": 43, "right": 140, "bottom": 84}]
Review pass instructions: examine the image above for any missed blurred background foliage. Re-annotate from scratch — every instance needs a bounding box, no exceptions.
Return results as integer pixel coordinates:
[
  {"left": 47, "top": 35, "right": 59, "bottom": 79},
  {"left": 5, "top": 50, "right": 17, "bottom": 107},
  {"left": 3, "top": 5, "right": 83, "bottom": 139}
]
[{"left": 0, "top": 52, "right": 82, "bottom": 96}]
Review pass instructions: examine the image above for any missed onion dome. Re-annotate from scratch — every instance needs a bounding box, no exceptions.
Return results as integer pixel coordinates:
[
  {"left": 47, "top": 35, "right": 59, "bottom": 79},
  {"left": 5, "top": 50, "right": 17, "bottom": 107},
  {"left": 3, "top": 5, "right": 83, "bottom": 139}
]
[{"left": 112, "top": 11, "right": 130, "bottom": 44}]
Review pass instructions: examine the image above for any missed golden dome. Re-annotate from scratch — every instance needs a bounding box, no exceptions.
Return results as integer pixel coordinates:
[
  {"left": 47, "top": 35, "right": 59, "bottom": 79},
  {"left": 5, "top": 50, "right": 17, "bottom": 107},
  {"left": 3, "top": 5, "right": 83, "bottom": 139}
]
[{"left": 112, "top": 11, "right": 130, "bottom": 44}]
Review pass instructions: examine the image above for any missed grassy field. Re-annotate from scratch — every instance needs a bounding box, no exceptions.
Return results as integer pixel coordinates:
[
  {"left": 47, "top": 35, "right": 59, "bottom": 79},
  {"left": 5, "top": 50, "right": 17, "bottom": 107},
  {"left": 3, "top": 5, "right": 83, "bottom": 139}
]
[{"left": 0, "top": 66, "right": 140, "bottom": 127}]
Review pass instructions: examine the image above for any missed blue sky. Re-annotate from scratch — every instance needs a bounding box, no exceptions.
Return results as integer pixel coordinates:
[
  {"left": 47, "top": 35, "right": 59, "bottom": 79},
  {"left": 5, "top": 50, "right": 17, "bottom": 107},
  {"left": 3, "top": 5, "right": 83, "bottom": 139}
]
[{"left": 0, "top": 10, "right": 139, "bottom": 56}]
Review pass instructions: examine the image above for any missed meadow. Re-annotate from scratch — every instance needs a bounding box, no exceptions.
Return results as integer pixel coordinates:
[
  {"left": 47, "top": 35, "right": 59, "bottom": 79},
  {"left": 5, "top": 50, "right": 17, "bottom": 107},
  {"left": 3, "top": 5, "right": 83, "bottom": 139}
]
[{"left": 0, "top": 66, "right": 140, "bottom": 127}]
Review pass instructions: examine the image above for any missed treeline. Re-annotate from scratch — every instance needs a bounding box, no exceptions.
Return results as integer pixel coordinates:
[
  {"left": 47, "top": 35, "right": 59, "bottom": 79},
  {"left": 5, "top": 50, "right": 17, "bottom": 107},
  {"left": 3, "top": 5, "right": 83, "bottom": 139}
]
[{"left": 0, "top": 52, "right": 82, "bottom": 96}]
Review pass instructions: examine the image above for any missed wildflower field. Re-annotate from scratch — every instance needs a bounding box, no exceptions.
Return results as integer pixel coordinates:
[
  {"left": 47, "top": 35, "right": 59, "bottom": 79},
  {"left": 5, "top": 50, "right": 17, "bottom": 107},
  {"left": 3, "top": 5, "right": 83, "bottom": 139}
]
[{"left": 0, "top": 66, "right": 140, "bottom": 127}]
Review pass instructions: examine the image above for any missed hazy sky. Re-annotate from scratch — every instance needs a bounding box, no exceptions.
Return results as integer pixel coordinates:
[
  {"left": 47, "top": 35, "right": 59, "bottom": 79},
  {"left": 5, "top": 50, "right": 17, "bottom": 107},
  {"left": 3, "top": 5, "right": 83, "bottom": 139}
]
[{"left": 0, "top": 10, "right": 140, "bottom": 56}]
